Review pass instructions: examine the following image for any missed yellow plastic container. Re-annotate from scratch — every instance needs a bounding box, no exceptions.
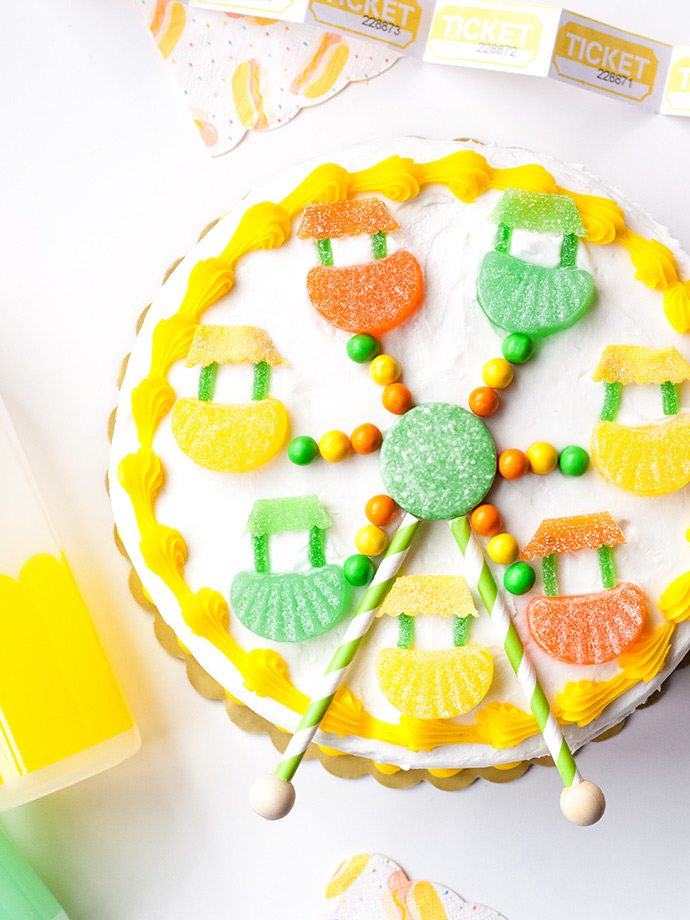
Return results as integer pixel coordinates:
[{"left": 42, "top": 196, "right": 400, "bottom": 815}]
[{"left": 0, "top": 396, "right": 139, "bottom": 811}]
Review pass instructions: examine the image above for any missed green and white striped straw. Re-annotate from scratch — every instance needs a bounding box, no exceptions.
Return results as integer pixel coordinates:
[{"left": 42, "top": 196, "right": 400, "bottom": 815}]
[
  {"left": 273, "top": 512, "right": 420, "bottom": 784},
  {"left": 451, "top": 515, "right": 581, "bottom": 788}
]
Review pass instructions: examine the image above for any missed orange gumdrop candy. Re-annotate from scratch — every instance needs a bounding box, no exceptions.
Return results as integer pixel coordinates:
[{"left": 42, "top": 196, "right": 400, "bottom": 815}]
[
  {"left": 306, "top": 249, "right": 424, "bottom": 335},
  {"left": 527, "top": 582, "right": 646, "bottom": 665},
  {"left": 297, "top": 199, "right": 400, "bottom": 239}
]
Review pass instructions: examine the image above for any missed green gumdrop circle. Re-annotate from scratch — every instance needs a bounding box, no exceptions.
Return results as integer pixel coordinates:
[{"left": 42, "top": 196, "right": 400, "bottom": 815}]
[
  {"left": 559, "top": 445, "right": 590, "bottom": 477},
  {"left": 288, "top": 436, "right": 319, "bottom": 466},
  {"left": 379, "top": 403, "right": 497, "bottom": 520},
  {"left": 343, "top": 553, "right": 375, "bottom": 587},
  {"left": 477, "top": 252, "right": 594, "bottom": 338},
  {"left": 347, "top": 334, "right": 380, "bottom": 364},
  {"left": 502, "top": 332, "right": 534, "bottom": 365},
  {"left": 230, "top": 565, "right": 349, "bottom": 642},
  {"left": 504, "top": 562, "right": 536, "bottom": 596}
]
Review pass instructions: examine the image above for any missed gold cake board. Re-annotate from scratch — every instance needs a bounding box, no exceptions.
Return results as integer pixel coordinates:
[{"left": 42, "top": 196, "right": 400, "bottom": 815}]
[{"left": 107, "top": 221, "right": 685, "bottom": 791}]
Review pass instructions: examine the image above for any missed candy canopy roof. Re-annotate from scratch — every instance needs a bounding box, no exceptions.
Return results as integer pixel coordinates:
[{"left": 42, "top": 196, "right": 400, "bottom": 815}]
[
  {"left": 592, "top": 344, "right": 690, "bottom": 385},
  {"left": 377, "top": 575, "right": 478, "bottom": 618},
  {"left": 185, "top": 325, "right": 288, "bottom": 368},
  {"left": 245, "top": 496, "right": 332, "bottom": 536},
  {"left": 489, "top": 188, "right": 586, "bottom": 236},
  {"left": 521, "top": 512, "right": 625, "bottom": 559},
  {"left": 297, "top": 198, "right": 400, "bottom": 239}
]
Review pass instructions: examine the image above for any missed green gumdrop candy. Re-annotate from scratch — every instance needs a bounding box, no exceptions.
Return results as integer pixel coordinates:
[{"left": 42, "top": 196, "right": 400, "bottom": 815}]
[
  {"left": 504, "top": 562, "right": 536, "bottom": 596},
  {"left": 502, "top": 332, "right": 534, "bottom": 365},
  {"left": 288, "top": 436, "right": 319, "bottom": 465},
  {"left": 489, "top": 189, "right": 586, "bottom": 236},
  {"left": 343, "top": 553, "right": 375, "bottom": 586},
  {"left": 230, "top": 565, "right": 349, "bottom": 642},
  {"left": 559, "top": 445, "right": 590, "bottom": 477},
  {"left": 347, "top": 334, "right": 380, "bottom": 364},
  {"left": 380, "top": 403, "right": 497, "bottom": 520},
  {"left": 477, "top": 252, "right": 595, "bottom": 338},
  {"left": 246, "top": 495, "right": 331, "bottom": 535}
]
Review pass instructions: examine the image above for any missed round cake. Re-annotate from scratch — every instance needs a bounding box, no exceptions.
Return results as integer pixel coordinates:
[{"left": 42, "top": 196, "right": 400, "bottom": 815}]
[{"left": 109, "top": 138, "right": 690, "bottom": 773}]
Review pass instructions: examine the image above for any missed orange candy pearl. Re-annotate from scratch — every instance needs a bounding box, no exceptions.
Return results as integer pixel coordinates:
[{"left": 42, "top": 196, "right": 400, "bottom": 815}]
[
  {"left": 469, "top": 386, "right": 499, "bottom": 417},
  {"left": 366, "top": 494, "right": 398, "bottom": 526},
  {"left": 351, "top": 423, "right": 383, "bottom": 455},
  {"left": 382, "top": 383, "right": 412, "bottom": 415},
  {"left": 499, "top": 449, "right": 530, "bottom": 480},
  {"left": 470, "top": 504, "right": 504, "bottom": 537}
]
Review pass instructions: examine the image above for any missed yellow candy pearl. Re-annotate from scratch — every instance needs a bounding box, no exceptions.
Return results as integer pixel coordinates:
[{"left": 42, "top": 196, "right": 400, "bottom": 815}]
[
  {"left": 355, "top": 524, "right": 388, "bottom": 557},
  {"left": 487, "top": 533, "right": 519, "bottom": 565},
  {"left": 319, "top": 430, "right": 351, "bottom": 462},
  {"left": 370, "top": 354, "right": 401, "bottom": 386},
  {"left": 482, "top": 358, "right": 514, "bottom": 389},
  {"left": 527, "top": 441, "right": 559, "bottom": 475}
]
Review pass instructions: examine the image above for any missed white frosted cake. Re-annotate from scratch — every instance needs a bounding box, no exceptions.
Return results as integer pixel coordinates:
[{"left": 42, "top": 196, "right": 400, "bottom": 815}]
[{"left": 109, "top": 138, "right": 690, "bottom": 772}]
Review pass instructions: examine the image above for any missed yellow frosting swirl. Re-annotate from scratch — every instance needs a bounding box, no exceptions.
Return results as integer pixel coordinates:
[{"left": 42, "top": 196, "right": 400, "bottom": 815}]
[
  {"left": 280, "top": 163, "right": 350, "bottom": 216},
  {"left": 659, "top": 568, "right": 690, "bottom": 622}
]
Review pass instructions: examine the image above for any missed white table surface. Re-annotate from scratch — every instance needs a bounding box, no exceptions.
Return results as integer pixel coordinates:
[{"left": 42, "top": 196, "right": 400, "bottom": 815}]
[{"left": 2, "top": 1, "right": 690, "bottom": 917}]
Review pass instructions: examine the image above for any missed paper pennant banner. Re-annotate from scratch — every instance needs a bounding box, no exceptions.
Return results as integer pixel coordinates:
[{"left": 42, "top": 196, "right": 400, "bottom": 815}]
[{"left": 310, "top": 853, "right": 507, "bottom": 920}]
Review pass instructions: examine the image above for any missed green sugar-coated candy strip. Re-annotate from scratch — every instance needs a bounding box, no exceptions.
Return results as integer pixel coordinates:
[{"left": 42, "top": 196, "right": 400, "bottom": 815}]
[
  {"left": 371, "top": 230, "right": 387, "bottom": 260},
  {"left": 598, "top": 545, "right": 616, "bottom": 589},
  {"left": 453, "top": 615, "right": 471, "bottom": 647},
  {"left": 600, "top": 381, "right": 622, "bottom": 422},
  {"left": 308, "top": 526, "right": 326, "bottom": 569},
  {"left": 316, "top": 238, "right": 334, "bottom": 266},
  {"left": 397, "top": 613, "right": 414, "bottom": 649},
  {"left": 542, "top": 553, "right": 559, "bottom": 597},
  {"left": 661, "top": 380, "right": 679, "bottom": 415},
  {"left": 198, "top": 362, "right": 217, "bottom": 401},
  {"left": 253, "top": 533, "right": 269, "bottom": 574},
  {"left": 560, "top": 233, "right": 578, "bottom": 268},
  {"left": 494, "top": 222, "right": 511, "bottom": 254},
  {"left": 252, "top": 361, "right": 270, "bottom": 401}
]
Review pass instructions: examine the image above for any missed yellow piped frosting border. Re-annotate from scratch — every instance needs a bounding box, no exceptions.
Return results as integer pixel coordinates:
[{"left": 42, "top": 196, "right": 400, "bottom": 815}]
[{"left": 118, "top": 150, "right": 690, "bottom": 755}]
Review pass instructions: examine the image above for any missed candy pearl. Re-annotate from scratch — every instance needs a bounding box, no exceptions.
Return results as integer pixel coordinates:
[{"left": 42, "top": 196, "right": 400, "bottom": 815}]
[
  {"left": 382, "top": 383, "right": 413, "bottom": 415},
  {"left": 469, "top": 386, "right": 499, "bottom": 417},
  {"left": 498, "top": 449, "right": 530, "bottom": 479},
  {"left": 366, "top": 494, "right": 398, "bottom": 526},
  {"left": 319, "top": 430, "right": 351, "bottom": 462},
  {"left": 347, "top": 333, "right": 380, "bottom": 364},
  {"left": 504, "top": 562, "right": 536, "bottom": 596},
  {"left": 559, "top": 445, "right": 590, "bottom": 477},
  {"left": 487, "top": 533, "right": 519, "bottom": 565},
  {"left": 369, "top": 354, "right": 401, "bottom": 386},
  {"left": 470, "top": 504, "right": 503, "bottom": 537},
  {"left": 351, "top": 423, "right": 383, "bottom": 455},
  {"left": 482, "top": 358, "right": 513, "bottom": 389},
  {"left": 502, "top": 332, "right": 534, "bottom": 365},
  {"left": 355, "top": 524, "right": 388, "bottom": 557},
  {"left": 288, "top": 435, "right": 319, "bottom": 465},
  {"left": 343, "top": 554, "right": 376, "bottom": 586},
  {"left": 527, "top": 442, "right": 559, "bottom": 475}
]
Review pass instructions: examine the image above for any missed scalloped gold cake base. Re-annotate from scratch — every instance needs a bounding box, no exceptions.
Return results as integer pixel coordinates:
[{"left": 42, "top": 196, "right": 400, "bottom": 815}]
[{"left": 107, "top": 226, "right": 688, "bottom": 792}]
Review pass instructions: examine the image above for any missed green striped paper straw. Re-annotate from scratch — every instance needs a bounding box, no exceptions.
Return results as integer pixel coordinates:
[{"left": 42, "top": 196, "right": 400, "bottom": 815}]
[
  {"left": 451, "top": 515, "right": 581, "bottom": 788},
  {"left": 274, "top": 513, "right": 420, "bottom": 783}
]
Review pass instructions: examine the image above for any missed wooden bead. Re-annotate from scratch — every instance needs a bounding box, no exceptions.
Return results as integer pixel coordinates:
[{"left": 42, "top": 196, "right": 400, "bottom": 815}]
[
  {"left": 560, "top": 780, "right": 606, "bottom": 826},
  {"left": 250, "top": 774, "right": 296, "bottom": 820}
]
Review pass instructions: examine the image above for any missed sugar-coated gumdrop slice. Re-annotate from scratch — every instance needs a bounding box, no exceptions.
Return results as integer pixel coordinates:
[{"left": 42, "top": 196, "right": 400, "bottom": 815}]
[
  {"left": 230, "top": 564, "right": 349, "bottom": 642},
  {"left": 592, "top": 345, "right": 690, "bottom": 385},
  {"left": 297, "top": 199, "right": 399, "bottom": 240},
  {"left": 185, "top": 325, "right": 288, "bottom": 368},
  {"left": 527, "top": 582, "right": 646, "bottom": 665},
  {"left": 591, "top": 417, "right": 690, "bottom": 496},
  {"left": 377, "top": 575, "right": 477, "bottom": 618},
  {"left": 306, "top": 249, "right": 423, "bottom": 335},
  {"left": 171, "top": 397, "right": 288, "bottom": 472},
  {"left": 477, "top": 252, "right": 594, "bottom": 338},
  {"left": 521, "top": 512, "right": 624, "bottom": 559},
  {"left": 245, "top": 495, "right": 332, "bottom": 535},
  {"left": 380, "top": 404, "right": 496, "bottom": 520},
  {"left": 375, "top": 646, "right": 493, "bottom": 719},
  {"left": 489, "top": 189, "right": 586, "bottom": 236}
]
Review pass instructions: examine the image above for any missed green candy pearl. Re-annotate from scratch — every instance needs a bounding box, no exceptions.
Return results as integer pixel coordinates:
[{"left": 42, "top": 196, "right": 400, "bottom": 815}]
[
  {"left": 347, "top": 334, "right": 380, "bottom": 364},
  {"left": 288, "top": 436, "right": 319, "bottom": 466},
  {"left": 559, "top": 445, "right": 590, "bottom": 477},
  {"left": 502, "top": 332, "right": 534, "bottom": 365},
  {"left": 504, "top": 562, "right": 536, "bottom": 596},
  {"left": 343, "top": 554, "right": 375, "bottom": 586}
]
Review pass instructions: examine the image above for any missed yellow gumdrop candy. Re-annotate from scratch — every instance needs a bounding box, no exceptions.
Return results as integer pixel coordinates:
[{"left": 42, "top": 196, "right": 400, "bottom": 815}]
[
  {"left": 487, "top": 533, "right": 519, "bottom": 565},
  {"left": 591, "top": 417, "right": 690, "bottom": 495},
  {"left": 355, "top": 524, "right": 388, "bottom": 557},
  {"left": 527, "top": 441, "right": 558, "bottom": 474},
  {"left": 482, "top": 357, "right": 513, "bottom": 389},
  {"left": 375, "top": 646, "right": 493, "bottom": 720},
  {"left": 171, "top": 397, "right": 288, "bottom": 472},
  {"left": 369, "top": 354, "right": 401, "bottom": 386},
  {"left": 319, "top": 430, "right": 351, "bottom": 462}
]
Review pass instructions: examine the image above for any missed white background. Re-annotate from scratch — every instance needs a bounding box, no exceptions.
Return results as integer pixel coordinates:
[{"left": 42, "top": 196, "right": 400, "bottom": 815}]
[{"left": 2, "top": 1, "right": 690, "bottom": 918}]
